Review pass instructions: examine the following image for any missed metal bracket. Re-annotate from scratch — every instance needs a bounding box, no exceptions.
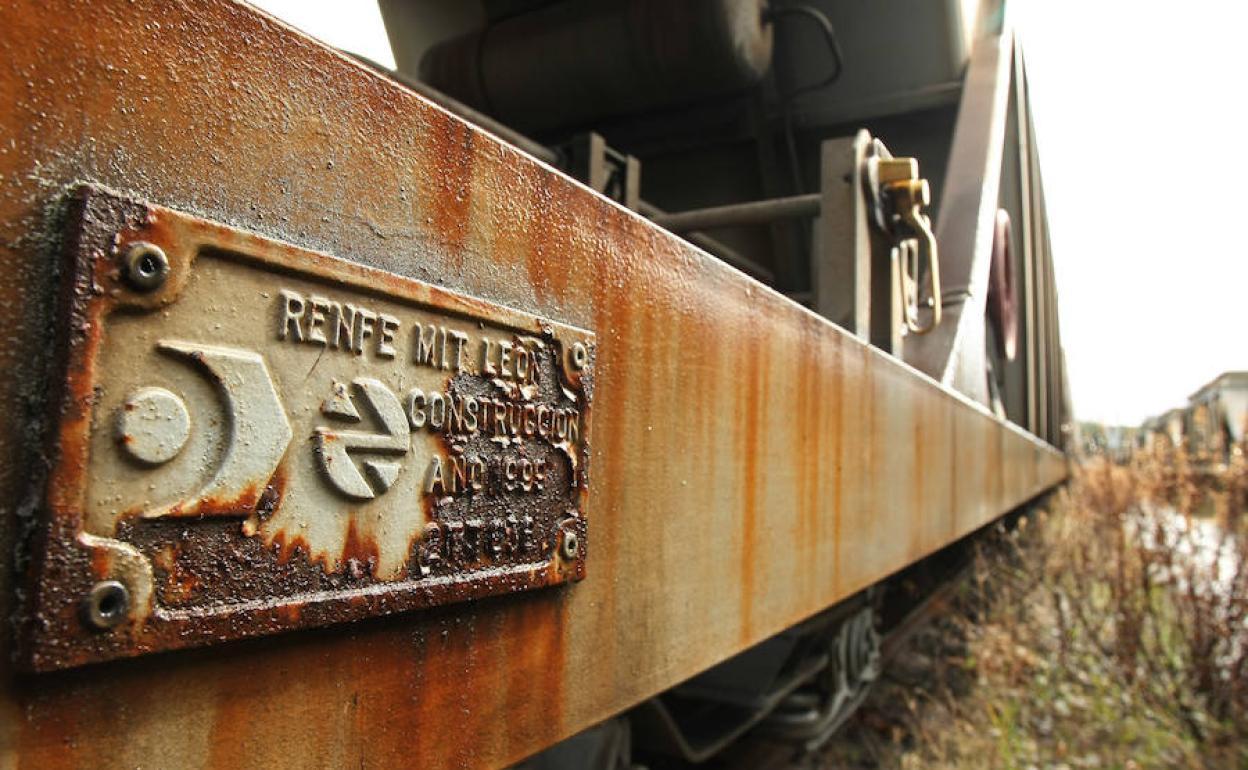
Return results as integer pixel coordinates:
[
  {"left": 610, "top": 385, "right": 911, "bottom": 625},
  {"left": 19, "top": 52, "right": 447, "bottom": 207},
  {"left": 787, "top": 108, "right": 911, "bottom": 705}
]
[{"left": 860, "top": 142, "right": 944, "bottom": 356}]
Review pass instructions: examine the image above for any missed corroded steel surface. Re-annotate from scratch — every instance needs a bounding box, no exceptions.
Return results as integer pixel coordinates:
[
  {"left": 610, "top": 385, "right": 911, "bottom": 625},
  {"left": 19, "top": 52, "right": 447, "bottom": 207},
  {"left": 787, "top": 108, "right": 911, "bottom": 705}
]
[
  {"left": 0, "top": 1, "right": 1066, "bottom": 767},
  {"left": 21, "top": 186, "right": 592, "bottom": 670}
]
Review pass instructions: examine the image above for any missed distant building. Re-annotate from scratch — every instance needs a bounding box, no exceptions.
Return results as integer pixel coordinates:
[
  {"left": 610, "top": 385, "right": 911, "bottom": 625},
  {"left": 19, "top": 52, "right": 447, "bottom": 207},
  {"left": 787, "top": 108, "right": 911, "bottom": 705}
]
[
  {"left": 1146, "top": 408, "right": 1186, "bottom": 452},
  {"left": 1078, "top": 421, "right": 1137, "bottom": 462},
  {"left": 1138, "top": 371, "right": 1248, "bottom": 467},
  {"left": 1186, "top": 371, "right": 1248, "bottom": 465}
]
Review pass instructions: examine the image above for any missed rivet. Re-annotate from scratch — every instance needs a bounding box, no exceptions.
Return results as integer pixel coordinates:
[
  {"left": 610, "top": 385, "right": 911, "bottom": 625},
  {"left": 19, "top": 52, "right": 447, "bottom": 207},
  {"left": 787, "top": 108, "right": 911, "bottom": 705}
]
[
  {"left": 84, "top": 580, "right": 130, "bottom": 630},
  {"left": 123, "top": 241, "right": 170, "bottom": 292}
]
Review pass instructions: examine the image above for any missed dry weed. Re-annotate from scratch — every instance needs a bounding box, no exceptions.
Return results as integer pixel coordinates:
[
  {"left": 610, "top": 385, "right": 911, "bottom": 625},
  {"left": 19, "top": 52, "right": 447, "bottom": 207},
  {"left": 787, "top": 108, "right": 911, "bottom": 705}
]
[{"left": 823, "top": 448, "right": 1248, "bottom": 769}]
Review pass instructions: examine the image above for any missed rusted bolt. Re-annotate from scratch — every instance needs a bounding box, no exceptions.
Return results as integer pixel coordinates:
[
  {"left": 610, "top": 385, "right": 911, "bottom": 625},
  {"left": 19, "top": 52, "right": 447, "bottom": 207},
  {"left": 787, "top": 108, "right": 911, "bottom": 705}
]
[
  {"left": 560, "top": 530, "right": 580, "bottom": 560},
  {"left": 84, "top": 580, "right": 130, "bottom": 630},
  {"left": 123, "top": 241, "right": 170, "bottom": 291},
  {"left": 570, "top": 342, "right": 589, "bottom": 371}
]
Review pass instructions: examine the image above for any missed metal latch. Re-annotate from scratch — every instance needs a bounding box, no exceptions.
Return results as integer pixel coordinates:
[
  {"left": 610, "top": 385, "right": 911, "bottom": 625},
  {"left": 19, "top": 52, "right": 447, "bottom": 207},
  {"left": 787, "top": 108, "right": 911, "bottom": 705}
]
[{"left": 865, "top": 147, "right": 942, "bottom": 336}]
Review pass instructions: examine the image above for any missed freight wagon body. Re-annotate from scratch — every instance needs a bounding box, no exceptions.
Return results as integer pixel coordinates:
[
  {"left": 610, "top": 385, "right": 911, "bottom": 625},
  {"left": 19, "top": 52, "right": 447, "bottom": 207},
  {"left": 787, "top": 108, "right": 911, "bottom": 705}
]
[{"left": 0, "top": 0, "right": 1067, "bottom": 766}]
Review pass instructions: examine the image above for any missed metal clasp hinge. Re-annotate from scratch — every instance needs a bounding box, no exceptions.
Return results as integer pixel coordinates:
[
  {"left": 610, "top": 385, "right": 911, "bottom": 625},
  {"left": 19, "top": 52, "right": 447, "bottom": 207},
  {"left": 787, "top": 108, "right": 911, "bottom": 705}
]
[{"left": 866, "top": 150, "right": 942, "bottom": 336}]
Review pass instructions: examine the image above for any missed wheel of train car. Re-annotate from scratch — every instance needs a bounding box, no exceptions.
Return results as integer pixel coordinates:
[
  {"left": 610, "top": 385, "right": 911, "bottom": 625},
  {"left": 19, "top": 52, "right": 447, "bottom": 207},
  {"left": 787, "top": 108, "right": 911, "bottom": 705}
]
[{"left": 988, "top": 208, "right": 1019, "bottom": 361}]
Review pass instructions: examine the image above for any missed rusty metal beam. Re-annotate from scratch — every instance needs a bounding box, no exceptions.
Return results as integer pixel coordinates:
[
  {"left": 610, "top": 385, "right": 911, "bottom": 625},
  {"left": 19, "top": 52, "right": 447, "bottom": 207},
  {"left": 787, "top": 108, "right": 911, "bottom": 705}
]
[
  {"left": 349, "top": 53, "right": 561, "bottom": 167},
  {"left": 0, "top": 0, "right": 1065, "bottom": 766}
]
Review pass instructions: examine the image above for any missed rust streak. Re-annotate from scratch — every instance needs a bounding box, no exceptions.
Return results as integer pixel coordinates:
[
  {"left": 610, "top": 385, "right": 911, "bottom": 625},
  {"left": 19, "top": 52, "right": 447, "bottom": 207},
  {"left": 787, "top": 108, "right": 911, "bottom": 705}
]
[
  {"left": 830, "top": 333, "right": 846, "bottom": 596},
  {"left": 738, "top": 315, "right": 766, "bottom": 643},
  {"left": 523, "top": 171, "right": 575, "bottom": 305},
  {"left": 423, "top": 117, "right": 476, "bottom": 269}
]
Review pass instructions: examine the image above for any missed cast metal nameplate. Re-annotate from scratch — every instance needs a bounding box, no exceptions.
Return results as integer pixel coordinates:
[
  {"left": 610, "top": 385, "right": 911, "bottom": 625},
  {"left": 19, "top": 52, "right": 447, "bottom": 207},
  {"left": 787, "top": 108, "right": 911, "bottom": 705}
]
[{"left": 20, "top": 186, "right": 593, "bottom": 670}]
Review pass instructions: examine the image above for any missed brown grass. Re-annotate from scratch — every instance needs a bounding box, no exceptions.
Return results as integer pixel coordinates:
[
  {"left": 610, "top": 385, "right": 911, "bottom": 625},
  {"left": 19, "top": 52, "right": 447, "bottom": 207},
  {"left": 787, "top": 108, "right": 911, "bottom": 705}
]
[{"left": 820, "top": 448, "right": 1248, "bottom": 769}]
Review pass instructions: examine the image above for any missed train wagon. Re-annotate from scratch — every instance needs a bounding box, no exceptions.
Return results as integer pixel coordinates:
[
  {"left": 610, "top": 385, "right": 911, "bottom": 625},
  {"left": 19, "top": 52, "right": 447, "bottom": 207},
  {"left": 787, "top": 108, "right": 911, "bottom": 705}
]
[{"left": 0, "top": 0, "right": 1068, "bottom": 766}]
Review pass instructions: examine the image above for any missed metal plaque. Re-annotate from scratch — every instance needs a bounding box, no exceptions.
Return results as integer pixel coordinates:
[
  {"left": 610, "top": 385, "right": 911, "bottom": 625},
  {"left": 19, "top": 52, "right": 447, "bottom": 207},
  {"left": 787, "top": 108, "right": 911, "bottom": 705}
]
[{"left": 20, "top": 186, "right": 593, "bottom": 670}]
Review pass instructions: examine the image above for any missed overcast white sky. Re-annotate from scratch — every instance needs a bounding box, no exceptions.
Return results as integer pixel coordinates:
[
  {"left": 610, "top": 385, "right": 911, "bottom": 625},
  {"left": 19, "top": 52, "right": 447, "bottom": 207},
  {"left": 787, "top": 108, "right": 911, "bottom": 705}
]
[
  {"left": 249, "top": 0, "right": 396, "bottom": 68},
  {"left": 249, "top": 1, "right": 1245, "bottom": 427}
]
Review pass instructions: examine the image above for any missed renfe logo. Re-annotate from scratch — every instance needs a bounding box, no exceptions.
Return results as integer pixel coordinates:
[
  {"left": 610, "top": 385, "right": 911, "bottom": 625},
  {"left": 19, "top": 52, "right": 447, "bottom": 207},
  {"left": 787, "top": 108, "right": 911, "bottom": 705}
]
[{"left": 314, "top": 378, "right": 410, "bottom": 500}]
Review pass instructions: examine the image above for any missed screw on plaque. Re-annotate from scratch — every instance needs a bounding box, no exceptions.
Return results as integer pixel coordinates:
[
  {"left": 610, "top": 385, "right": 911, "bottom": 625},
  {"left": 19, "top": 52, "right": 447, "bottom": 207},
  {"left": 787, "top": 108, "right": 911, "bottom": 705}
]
[
  {"left": 83, "top": 580, "right": 130, "bottom": 630},
  {"left": 560, "top": 529, "right": 580, "bottom": 560},
  {"left": 123, "top": 241, "right": 170, "bottom": 291},
  {"left": 570, "top": 341, "right": 589, "bottom": 371}
]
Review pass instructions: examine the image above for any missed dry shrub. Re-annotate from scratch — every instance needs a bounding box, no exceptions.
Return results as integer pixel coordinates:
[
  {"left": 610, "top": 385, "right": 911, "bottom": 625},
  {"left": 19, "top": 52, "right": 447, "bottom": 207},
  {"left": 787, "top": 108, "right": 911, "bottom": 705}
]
[
  {"left": 852, "top": 447, "right": 1248, "bottom": 768},
  {"left": 972, "top": 447, "right": 1248, "bottom": 767},
  {"left": 1063, "top": 450, "right": 1248, "bottom": 743}
]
